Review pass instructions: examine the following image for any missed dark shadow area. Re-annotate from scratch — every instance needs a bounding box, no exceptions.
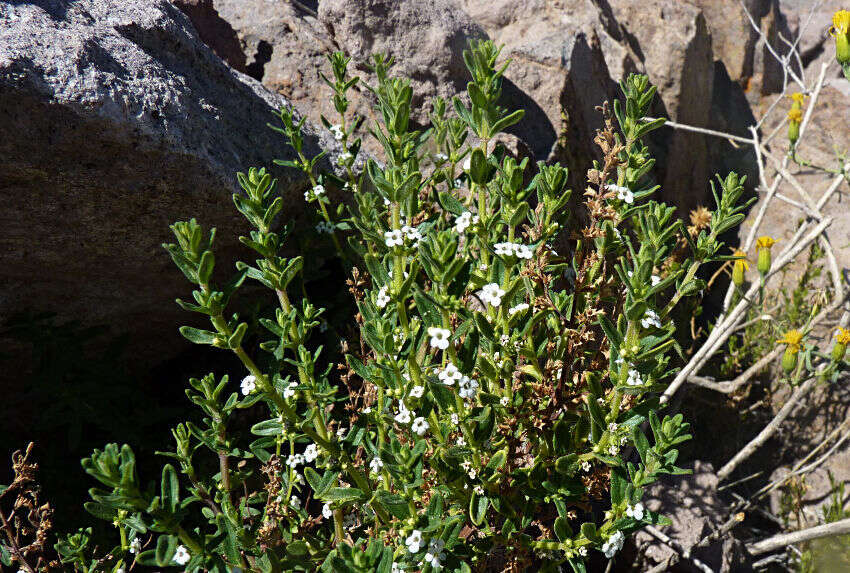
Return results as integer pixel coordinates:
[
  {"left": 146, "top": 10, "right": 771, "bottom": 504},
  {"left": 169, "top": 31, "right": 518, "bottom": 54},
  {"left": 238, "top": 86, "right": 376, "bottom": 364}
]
[
  {"left": 8, "top": 0, "right": 76, "bottom": 21},
  {"left": 172, "top": 0, "right": 249, "bottom": 74},
  {"left": 245, "top": 39, "right": 274, "bottom": 82}
]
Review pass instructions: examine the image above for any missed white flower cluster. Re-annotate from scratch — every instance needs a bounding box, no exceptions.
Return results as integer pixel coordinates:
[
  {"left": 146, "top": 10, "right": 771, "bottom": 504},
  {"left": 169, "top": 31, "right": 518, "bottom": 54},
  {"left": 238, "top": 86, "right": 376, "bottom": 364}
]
[
  {"left": 394, "top": 401, "right": 430, "bottom": 436},
  {"left": 626, "top": 502, "right": 645, "bottom": 520},
  {"left": 601, "top": 531, "right": 625, "bottom": 558},
  {"left": 423, "top": 538, "right": 446, "bottom": 569},
  {"left": 435, "top": 153, "right": 448, "bottom": 162},
  {"left": 640, "top": 309, "right": 662, "bottom": 329},
  {"left": 283, "top": 380, "right": 298, "bottom": 399},
  {"left": 494, "top": 242, "right": 533, "bottom": 259},
  {"left": 315, "top": 221, "right": 334, "bottom": 234},
  {"left": 376, "top": 285, "right": 391, "bottom": 309},
  {"left": 606, "top": 183, "right": 634, "bottom": 204},
  {"left": 304, "top": 184, "right": 325, "bottom": 202},
  {"left": 369, "top": 456, "right": 384, "bottom": 474},
  {"left": 508, "top": 302, "right": 529, "bottom": 315},
  {"left": 480, "top": 283, "right": 505, "bottom": 307},
  {"left": 427, "top": 327, "right": 451, "bottom": 350},
  {"left": 384, "top": 225, "right": 422, "bottom": 248},
  {"left": 329, "top": 123, "right": 344, "bottom": 141},
  {"left": 337, "top": 151, "right": 353, "bottom": 166},
  {"left": 454, "top": 211, "right": 479, "bottom": 234},
  {"left": 241, "top": 375, "right": 256, "bottom": 395},
  {"left": 458, "top": 376, "right": 479, "bottom": 399},
  {"left": 626, "top": 368, "right": 643, "bottom": 386}
]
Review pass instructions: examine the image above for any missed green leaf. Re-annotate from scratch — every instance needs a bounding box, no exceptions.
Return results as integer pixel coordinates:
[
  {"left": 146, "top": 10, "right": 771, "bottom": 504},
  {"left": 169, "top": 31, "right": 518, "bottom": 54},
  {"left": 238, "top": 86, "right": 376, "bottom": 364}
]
[
  {"left": 469, "top": 493, "right": 488, "bottom": 526},
  {"left": 161, "top": 464, "right": 179, "bottom": 513},
  {"left": 179, "top": 326, "right": 219, "bottom": 346},
  {"left": 373, "top": 490, "right": 410, "bottom": 520}
]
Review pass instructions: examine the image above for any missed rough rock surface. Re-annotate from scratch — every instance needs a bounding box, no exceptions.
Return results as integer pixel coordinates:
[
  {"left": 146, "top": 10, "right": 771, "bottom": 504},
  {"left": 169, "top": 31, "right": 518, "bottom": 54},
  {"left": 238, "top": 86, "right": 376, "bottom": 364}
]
[
  {"left": 0, "top": 0, "right": 335, "bottom": 364},
  {"left": 634, "top": 461, "right": 749, "bottom": 572}
]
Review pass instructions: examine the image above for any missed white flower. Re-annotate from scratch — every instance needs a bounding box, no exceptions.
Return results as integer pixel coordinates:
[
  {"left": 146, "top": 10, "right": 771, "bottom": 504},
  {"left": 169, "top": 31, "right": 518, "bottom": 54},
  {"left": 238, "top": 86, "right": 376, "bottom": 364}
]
[
  {"left": 481, "top": 283, "right": 506, "bottom": 307},
  {"left": 392, "top": 563, "right": 404, "bottom": 573},
  {"left": 369, "top": 456, "right": 384, "bottom": 473},
  {"left": 337, "top": 151, "right": 353, "bottom": 166},
  {"left": 607, "top": 183, "right": 634, "bottom": 204},
  {"left": 173, "top": 545, "right": 191, "bottom": 566},
  {"left": 454, "top": 211, "right": 478, "bottom": 234},
  {"left": 438, "top": 363, "right": 463, "bottom": 385},
  {"left": 304, "top": 184, "right": 326, "bottom": 201},
  {"left": 283, "top": 381, "right": 298, "bottom": 399},
  {"left": 515, "top": 244, "right": 533, "bottom": 259},
  {"left": 509, "top": 303, "right": 529, "bottom": 315},
  {"left": 424, "top": 539, "right": 446, "bottom": 569},
  {"left": 405, "top": 530, "right": 423, "bottom": 553},
  {"left": 329, "top": 124, "right": 344, "bottom": 140},
  {"left": 384, "top": 229, "right": 404, "bottom": 248},
  {"left": 450, "top": 413, "right": 459, "bottom": 425},
  {"left": 286, "top": 454, "right": 305, "bottom": 467},
  {"left": 129, "top": 537, "right": 142, "bottom": 554},
  {"left": 578, "top": 546, "right": 589, "bottom": 557},
  {"left": 403, "top": 225, "right": 422, "bottom": 245},
  {"left": 376, "top": 286, "right": 391, "bottom": 309},
  {"left": 494, "top": 242, "right": 513, "bottom": 256},
  {"left": 458, "top": 375, "right": 479, "bottom": 399},
  {"left": 640, "top": 309, "right": 662, "bottom": 329},
  {"left": 457, "top": 435, "right": 466, "bottom": 445},
  {"left": 601, "top": 531, "right": 625, "bottom": 558},
  {"left": 412, "top": 417, "right": 430, "bottom": 436},
  {"left": 462, "top": 156, "right": 471, "bottom": 170},
  {"left": 384, "top": 197, "right": 391, "bottom": 206},
  {"left": 651, "top": 275, "right": 662, "bottom": 286},
  {"left": 240, "top": 375, "right": 257, "bottom": 396},
  {"left": 394, "top": 403, "right": 412, "bottom": 425},
  {"left": 581, "top": 460, "right": 591, "bottom": 472},
  {"left": 473, "top": 485, "right": 484, "bottom": 495},
  {"left": 290, "top": 495, "right": 301, "bottom": 509},
  {"left": 322, "top": 503, "right": 333, "bottom": 519},
  {"left": 427, "top": 327, "right": 451, "bottom": 350},
  {"left": 435, "top": 153, "right": 448, "bottom": 162},
  {"left": 626, "top": 369, "right": 643, "bottom": 386},
  {"left": 410, "top": 385, "right": 424, "bottom": 398},
  {"left": 303, "top": 443, "right": 319, "bottom": 463},
  {"left": 363, "top": 406, "right": 372, "bottom": 414},
  {"left": 500, "top": 396, "right": 510, "bottom": 407},
  {"left": 626, "top": 502, "right": 645, "bottom": 520},
  {"left": 315, "top": 222, "right": 334, "bottom": 235},
  {"left": 608, "top": 444, "right": 620, "bottom": 456}
]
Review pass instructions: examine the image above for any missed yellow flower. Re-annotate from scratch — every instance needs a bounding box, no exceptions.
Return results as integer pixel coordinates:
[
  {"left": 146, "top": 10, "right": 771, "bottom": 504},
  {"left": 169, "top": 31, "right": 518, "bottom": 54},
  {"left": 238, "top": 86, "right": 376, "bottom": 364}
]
[
  {"left": 790, "top": 92, "right": 806, "bottom": 106},
  {"left": 777, "top": 329, "right": 804, "bottom": 354},
  {"left": 830, "top": 10, "right": 850, "bottom": 37},
  {"left": 836, "top": 327, "right": 850, "bottom": 345},
  {"left": 787, "top": 108, "right": 803, "bottom": 123},
  {"left": 756, "top": 236, "right": 775, "bottom": 249}
]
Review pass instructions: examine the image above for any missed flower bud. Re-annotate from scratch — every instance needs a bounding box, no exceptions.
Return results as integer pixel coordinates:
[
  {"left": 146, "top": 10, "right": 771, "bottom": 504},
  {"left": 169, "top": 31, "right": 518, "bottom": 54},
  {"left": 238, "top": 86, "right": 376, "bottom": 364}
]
[
  {"left": 782, "top": 348, "right": 798, "bottom": 373},
  {"left": 832, "top": 11, "right": 850, "bottom": 64},
  {"left": 832, "top": 341, "right": 847, "bottom": 363},
  {"left": 787, "top": 108, "right": 802, "bottom": 145},
  {"left": 755, "top": 236, "right": 775, "bottom": 275},
  {"left": 833, "top": 328, "right": 850, "bottom": 362},
  {"left": 732, "top": 250, "right": 748, "bottom": 287}
]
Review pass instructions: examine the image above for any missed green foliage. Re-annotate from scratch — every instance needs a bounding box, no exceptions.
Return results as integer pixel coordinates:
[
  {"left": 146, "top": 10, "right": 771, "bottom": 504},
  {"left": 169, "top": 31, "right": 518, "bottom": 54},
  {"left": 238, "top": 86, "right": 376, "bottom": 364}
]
[{"left": 60, "top": 41, "right": 753, "bottom": 571}]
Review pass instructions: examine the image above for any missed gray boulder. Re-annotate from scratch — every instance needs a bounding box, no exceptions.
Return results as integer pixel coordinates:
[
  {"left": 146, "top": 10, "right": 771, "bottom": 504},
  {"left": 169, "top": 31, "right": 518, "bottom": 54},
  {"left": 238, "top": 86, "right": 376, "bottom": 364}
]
[{"left": 0, "top": 0, "right": 334, "bottom": 365}]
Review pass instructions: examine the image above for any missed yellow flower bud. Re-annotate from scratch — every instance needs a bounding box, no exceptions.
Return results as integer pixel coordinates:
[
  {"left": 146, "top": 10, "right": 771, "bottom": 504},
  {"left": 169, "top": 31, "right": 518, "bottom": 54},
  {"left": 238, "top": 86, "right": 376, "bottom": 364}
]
[
  {"left": 833, "top": 327, "right": 850, "bottom": 362},
  {"left": 732, "top": 249, "right": 748, "bottom": 287},
  {"left": 782, "top": 348, "right": 798, "bottom": 373},
  {"left": 787, "top": 108, "right": 803, "bottom": 145},
  {"left": 756, "top": 236, "right": 775, "bottom": 275},
  {"left": 830, "top": 11, "right": 850, "bottom": 65}
]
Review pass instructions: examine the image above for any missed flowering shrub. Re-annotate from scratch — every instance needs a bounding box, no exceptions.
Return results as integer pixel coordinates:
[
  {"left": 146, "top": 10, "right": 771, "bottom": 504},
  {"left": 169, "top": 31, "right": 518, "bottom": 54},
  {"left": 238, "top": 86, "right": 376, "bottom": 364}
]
[{"left": 54, "top": 42, "right": 755, "bottom": 572}]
